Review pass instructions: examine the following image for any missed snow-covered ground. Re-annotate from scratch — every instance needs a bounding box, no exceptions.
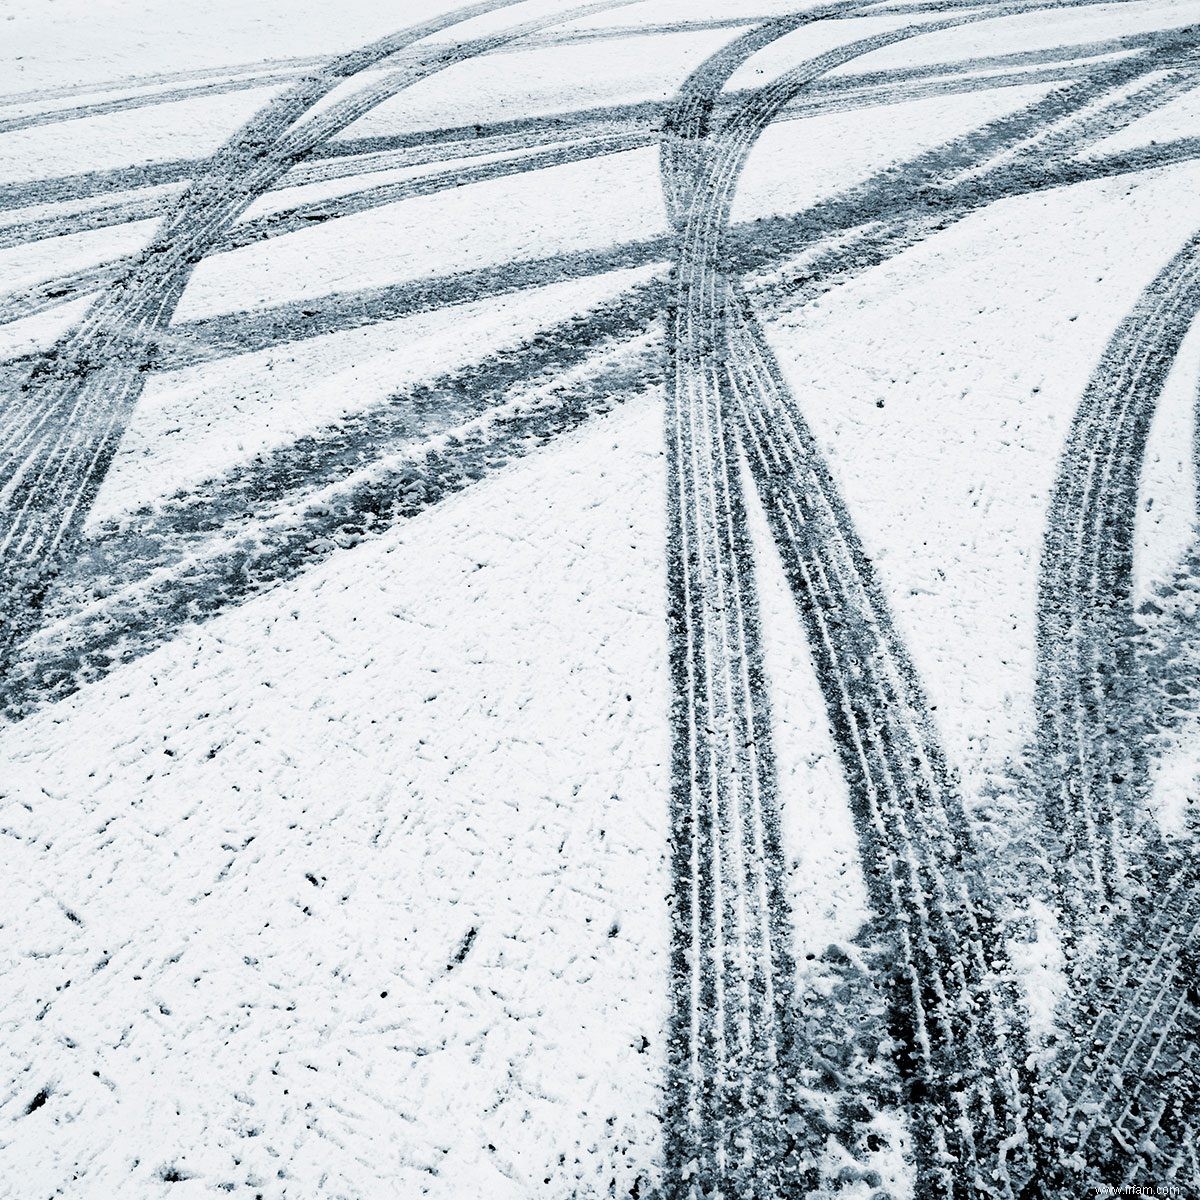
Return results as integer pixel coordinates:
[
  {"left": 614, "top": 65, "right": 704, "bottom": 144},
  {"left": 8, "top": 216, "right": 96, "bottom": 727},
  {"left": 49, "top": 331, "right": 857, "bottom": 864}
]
[{"left": 2, "top": 1, "right": 1198, "bottom": 1197}]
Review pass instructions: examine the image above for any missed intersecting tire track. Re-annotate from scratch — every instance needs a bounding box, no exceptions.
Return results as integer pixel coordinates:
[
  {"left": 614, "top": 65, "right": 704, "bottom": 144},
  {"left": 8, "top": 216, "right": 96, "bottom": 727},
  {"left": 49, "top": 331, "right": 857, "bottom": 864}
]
[
  {"left": 137, "top": 37, "right": 1200, "bottom": 371},
  {"left": 7, "top": 56, "right": 1188, "bottom": 722},
  {"left": 653, "top": 0, "right": 1198, "bottom": 1193},
  {"left": 0, "top": 22, "right": 1170, "bottom": 256},
  {"left": 0, "top": 0, "right": 622, "bottom": 665},
  {"left": 650, "top": 3, "right": 1125, "bottom": 1194}
]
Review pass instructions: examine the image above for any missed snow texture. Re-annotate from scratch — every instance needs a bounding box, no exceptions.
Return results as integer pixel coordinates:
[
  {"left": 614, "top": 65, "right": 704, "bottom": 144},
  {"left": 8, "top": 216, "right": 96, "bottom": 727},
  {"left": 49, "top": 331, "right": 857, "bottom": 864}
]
[{"left": 1, "top": 0, "right": 1198, "bottom": 1197}]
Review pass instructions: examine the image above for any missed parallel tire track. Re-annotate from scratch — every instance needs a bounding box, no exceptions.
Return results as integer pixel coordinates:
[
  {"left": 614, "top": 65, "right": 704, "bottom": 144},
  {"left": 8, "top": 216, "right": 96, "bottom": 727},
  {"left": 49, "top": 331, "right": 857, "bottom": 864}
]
[
  {"left": 726, "top": 290, "right": 1028, "bottom": 1197},
  {"left": 652, "top": 1, "right": 1166, "bottom": 1192},
  {"left": 658, "top": 13, "right": 846, "bottom": 1197},
  {"left": 0, "top": 0, "right": 618, "bottom": 664},
  {"left": 1030, "top": 232, "right": 1200, "bottom": 1191},
  {"left": 1036, "top": 233, "right": 1200, "bottom": 945},
  {"left": 0, "top": 322, "right": 662, "bottom": 720}
]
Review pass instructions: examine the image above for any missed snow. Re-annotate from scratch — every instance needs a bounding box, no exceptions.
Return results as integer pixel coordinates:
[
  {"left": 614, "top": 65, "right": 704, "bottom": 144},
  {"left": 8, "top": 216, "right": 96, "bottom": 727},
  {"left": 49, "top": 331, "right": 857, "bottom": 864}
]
[
  {"left": 0, "top": 395, "right": 671, "bottom": 1199},
  {"left": 1133, "top": 315, "right": 1200, "bottom": 607},
  {"left": 835, "top": 0, "right": 1200, "bottom": 75},
  {"left": 0, "top": 295, "right": 94, "bottom": 361},
  {"left": 723, "top": 9, "right": 955, "bottom": 93},
  {"left": 0, "top": 182, "right": 184, "bottom": 233},
  {"left": 3, "top": 0, "right": 1199, "bottom": 1194},
  {"left": 1148, "top": 716, "right": 1200, "bottom": 836},
  {"left": 173, "top": 147, "right": 668, "bottom": 324},
  {"left": 0, "top": 0, "right": 455, "bottom": 96},
  {"left": 764, "top": 157, "right": 1200, "bottom": 804},
  {"left": 336, "top": 28, "right": 740, "bottom": 143},
  {"left": 743, "top": 456, "right": 871, "bottom": 963}
]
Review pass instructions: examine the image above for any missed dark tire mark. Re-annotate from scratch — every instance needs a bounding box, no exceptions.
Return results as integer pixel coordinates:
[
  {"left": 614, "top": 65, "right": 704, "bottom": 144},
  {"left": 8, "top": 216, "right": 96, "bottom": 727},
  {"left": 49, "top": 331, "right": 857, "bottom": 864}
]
[
  {"left": 0, "top": 326, "right": 661, "bottom": 719},
  {"left": 0, "top": 158, "right": 199, "bottom": 215},
  {"left": 653, "top": 2, "right": 1170, "bottom": 1194},
  {"left": 0, "top": 258, "right": 137, "bottom": 329},
  {"left": 1026, "top": 233, "right": 1200, "bottom": 1192},
  {"left": 1036, "top": 233, "right": 1200, "bottom": 949},
  {"left": 0, "top": 0, "right": 621, "bottom": 665},
  {"left": 0, "top": 192, "right": 180, "bottom": 254}
]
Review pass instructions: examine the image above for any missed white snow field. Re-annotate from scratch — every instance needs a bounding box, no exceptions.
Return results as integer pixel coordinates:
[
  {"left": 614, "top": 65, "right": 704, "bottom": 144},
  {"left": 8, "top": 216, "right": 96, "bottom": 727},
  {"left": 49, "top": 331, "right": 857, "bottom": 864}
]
[{"left": 1, "top": 1, "right": 1199, "bottom": 1198}]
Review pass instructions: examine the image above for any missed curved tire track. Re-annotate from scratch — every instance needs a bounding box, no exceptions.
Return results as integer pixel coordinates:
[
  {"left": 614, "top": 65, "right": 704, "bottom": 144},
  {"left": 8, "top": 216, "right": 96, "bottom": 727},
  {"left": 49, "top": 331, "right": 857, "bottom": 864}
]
[
  {"left": 651, "top": 0, "right": 1179, "bottom": 1191},
  {"left": 0, "top": 0, "right": 622, "bottom": 664},
  {"left": 1036, "top": 233, "right": 1200, "bottom": 940},
  {"left": 1030, "top": 232, "right": 1200, "bottom": 1192},
  {"left": 652, "top": 3, "right": 1116, "bottom": 1193}
]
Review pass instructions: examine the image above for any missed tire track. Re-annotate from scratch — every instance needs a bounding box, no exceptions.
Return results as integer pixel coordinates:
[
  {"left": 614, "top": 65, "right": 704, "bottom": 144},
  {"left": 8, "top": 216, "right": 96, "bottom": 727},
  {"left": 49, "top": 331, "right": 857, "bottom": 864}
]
[
  {"left": 0, "top": 55, "right": 328, "bottom": 110},
  {"left": 751, "top": 136, "right": 1200, "bottom": 317},
  {"left": 219, "top": 131, "right": 655, "bottom": 252},
  {"left": 658, "top": 12, "right": 852, "bottom": 1196},
  {"left": 307, "top": 25, "right": 1182, "bottom": 167},
  {"left": 0, "top": 68, "right": 308, "bottom": 137},
  {"left": 720, "top": 42, "right": 1200, "bottom": 1195},
  {"left": 150, "top": 242, "right": 671, "bottom": 371},
  {"left": 0, "top": 0, "right": 625, "bottom": 665},
  {"left": 1036, "top": 233, "right": 1200, "bottom": 948},
  {"left": 50, "top": 284, "right": 659, "bottom": 600},
  {"left": 1045, "top": 859, "right": 1200, "bottom": 1192},
  {"left": 0, "top": 321, "right": 661, "bottom": 720},
  {"left": 0, "top": 192, "right": 181, "bottom": 254},
  {"left": 0, "top": 29, "right": 1151, "bottom": 255},
  {"left": 0, "top": 158, "right": 199, "bottom": 214},
  {"left": 0, "top": 258, "right": 138, "bottom": 328},
  {"left": 5, "top": 1, "right": 1196, "bottom": 1193},
  {"left": 217, "top": 53, "right": 1144, "bottom": 254},
  {"left": 653, "top": 2, "right": 1144, "bottom": 1193},
  {"left": 1027, "top": 232, "right": 1200, "bottom": 1192}
]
